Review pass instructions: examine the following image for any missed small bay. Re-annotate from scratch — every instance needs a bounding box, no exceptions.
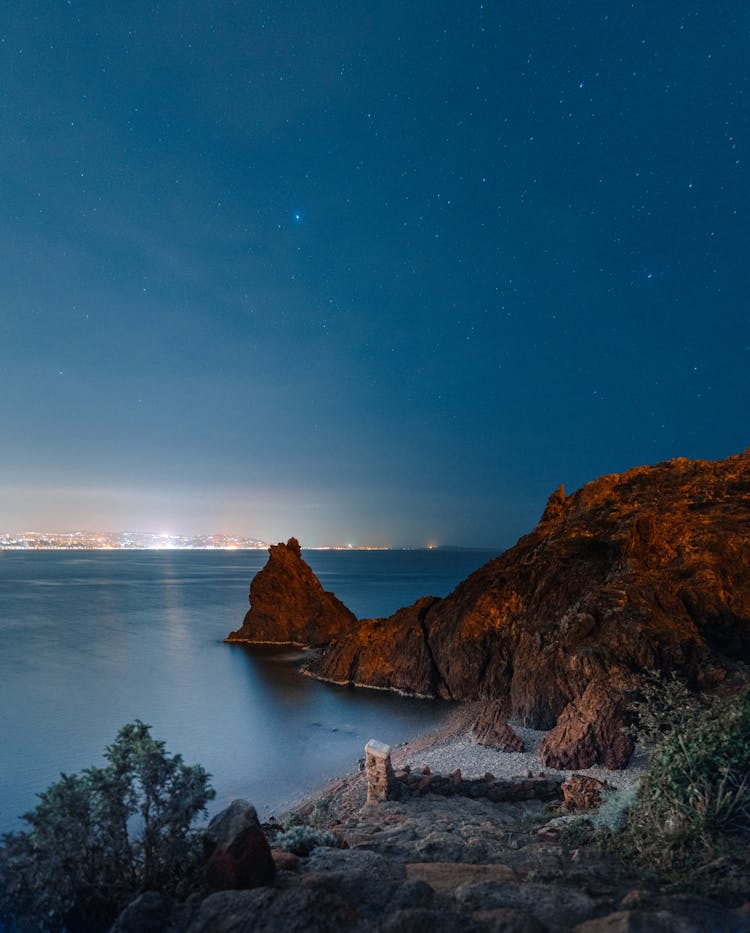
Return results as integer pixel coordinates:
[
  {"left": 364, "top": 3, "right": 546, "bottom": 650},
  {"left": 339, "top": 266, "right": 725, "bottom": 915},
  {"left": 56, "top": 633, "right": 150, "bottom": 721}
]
[{"left": 0, "top": 548, "right": 494, "bottom": 833}]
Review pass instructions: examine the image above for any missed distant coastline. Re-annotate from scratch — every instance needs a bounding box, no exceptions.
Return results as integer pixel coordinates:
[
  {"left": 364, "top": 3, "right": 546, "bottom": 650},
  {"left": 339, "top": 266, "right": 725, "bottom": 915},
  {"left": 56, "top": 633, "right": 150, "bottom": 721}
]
[
  {"left": 0, "top": 545, "right": 485, "bottom": 552},
  {"left": 0, "top": 531, "right": 495, "bottom": 552},
  {"left": 0, "top": 532, "right": 267, "bottom": 551},
  {"left": 0, "top": 546, "right": 269, "bottom": 551}
]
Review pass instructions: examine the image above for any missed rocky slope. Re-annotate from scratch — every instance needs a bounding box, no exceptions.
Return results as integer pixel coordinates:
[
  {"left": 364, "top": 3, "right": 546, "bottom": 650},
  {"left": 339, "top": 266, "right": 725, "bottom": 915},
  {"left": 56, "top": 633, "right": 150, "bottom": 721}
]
[
  {"left": 228, "top": 451, "right": 750, "bottom": 768},
  {"left": 112, "top": 784, "right": 750, "bottom": 932}
]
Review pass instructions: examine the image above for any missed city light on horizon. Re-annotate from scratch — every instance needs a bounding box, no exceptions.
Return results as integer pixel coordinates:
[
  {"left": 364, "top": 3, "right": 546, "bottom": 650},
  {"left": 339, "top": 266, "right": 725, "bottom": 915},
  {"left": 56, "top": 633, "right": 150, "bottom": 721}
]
[{"left": 0, "top": 529, "right": 456, "bottom": 552}]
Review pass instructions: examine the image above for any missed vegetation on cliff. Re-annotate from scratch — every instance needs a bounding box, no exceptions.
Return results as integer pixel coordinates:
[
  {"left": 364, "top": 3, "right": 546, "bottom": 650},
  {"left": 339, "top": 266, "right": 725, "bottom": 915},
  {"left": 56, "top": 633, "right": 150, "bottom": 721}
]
[{"left": 621, "top": 686, "right": 750, "bottom": 898}]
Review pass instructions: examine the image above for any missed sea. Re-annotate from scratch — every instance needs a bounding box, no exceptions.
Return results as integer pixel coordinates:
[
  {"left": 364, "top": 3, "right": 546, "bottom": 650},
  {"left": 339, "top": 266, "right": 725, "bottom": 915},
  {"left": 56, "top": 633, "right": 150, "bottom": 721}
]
[{"left": 0, "top": 548, "right": 496, "bottom": 834}]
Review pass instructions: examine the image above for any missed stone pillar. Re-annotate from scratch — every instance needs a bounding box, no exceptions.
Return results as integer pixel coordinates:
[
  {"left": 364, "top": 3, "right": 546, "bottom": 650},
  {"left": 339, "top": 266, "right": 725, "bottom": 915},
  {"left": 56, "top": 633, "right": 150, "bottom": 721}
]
[{"left": 364, "top": 739, "right": 395, "bottom": 804}]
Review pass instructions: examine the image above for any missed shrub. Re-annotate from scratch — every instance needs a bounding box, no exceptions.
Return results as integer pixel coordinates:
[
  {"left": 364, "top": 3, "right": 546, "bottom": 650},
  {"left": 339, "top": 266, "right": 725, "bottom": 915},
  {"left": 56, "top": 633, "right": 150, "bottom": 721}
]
[
  {"left": 0, "top": 721, "right": 214, "bottom": 932},
  {"left": 274, "top": 825, "right": 337, "bottom": 856},
  {"left": 623, "top": 669, "right": 706, "bottom": 750},
  {"left": 592, "top": 785, "right": 638, "bottom": 835},
  {"left": 560, "top": 816, "right": 596, "bottom": 847},
  {"left": 310, "top": 796, "right": 331, "bottom": 827},
  {"left": 622, "top": 687, "right": 750, "bottom": 885}
]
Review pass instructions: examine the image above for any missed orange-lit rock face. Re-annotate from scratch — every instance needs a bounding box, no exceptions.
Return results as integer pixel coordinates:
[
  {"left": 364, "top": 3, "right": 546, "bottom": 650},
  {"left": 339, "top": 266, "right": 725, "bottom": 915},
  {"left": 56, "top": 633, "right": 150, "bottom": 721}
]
[
  {"left": 225, "top": 537, "right": 357, "bottom": 646},
  {"left": 229, "top": 452, "right": 750, "bottom": 767},
  {"left": 314, "top": 451, "right": 750, "bottom": 765},
  {"left": 471, "top": 704, "right": 525, "bottom": 752}
]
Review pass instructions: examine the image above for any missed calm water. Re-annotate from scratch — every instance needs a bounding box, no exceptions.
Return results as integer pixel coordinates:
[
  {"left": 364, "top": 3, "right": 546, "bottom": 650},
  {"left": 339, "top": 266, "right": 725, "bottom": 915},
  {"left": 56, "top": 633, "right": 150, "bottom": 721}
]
[{"left": 0, "top": 548, "right": 494, "bottom": 833}]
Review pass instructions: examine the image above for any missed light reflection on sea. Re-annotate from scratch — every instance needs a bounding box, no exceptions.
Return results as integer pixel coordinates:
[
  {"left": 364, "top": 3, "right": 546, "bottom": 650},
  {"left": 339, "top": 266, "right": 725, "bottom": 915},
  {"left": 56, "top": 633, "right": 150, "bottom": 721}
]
[{"left": 0, "top": 548, "right": 495, "bottom": 832}]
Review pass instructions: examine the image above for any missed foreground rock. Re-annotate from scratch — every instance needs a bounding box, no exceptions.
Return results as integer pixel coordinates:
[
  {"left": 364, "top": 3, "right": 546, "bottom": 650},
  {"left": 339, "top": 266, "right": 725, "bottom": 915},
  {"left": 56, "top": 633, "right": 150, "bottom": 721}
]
[
  {"left": 537, "top": 677, "right": 637, "bottom": 770},
  {"left": 203, "top": 799, "right": 276, "bottom": 890},
  {"left": 225, "top": 537, "right": 357, "bottom": 646},
  {"left": 113, "top": 786, "right": 750, "bottom": 932},
  {"left": 560, "top": 775, "right": 609, "bottom": 812},
  {"left": 471, "top": 702, "right": 525, "bottom": 751}
]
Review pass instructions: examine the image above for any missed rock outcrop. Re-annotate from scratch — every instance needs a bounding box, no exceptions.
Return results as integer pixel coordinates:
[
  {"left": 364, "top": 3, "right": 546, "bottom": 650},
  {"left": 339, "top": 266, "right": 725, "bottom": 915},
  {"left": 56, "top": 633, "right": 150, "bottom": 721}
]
[
  {"left": 227, "top": 451, "right": 750, "bottom": 768},
  {"left": 308, "top": 451, "right": 750, "bottom": 766},
  {"left": 560, "top": 775, "right": 609, "bottom": 812},
  {"left": 537, "top": 677, "right": 636, "bottom": 770},
  {"left": 113, "top": 789, "right": 750, "bottom": 932},
  {"left": 471, "top": 703, "right": 525, "bottom": 752},
  {"left": 225, "top": 537, "right": 357, "bottom": 646},
  {"left": 203, "top": 800, "right": 276, "bottom": 891}
]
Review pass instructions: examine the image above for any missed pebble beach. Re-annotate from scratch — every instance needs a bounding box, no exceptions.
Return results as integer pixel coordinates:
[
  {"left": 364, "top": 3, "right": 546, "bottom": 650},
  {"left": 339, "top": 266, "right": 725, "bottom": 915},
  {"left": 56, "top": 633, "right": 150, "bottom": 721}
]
[
  {"left": 288, "top": 702, "right": 648, "bottom": 824},
  {"left": 387, "top": 702, "right": 648, "bottom": 792},
  {"left": 396, "top": 725, "right": 648, "bottom": 793}
]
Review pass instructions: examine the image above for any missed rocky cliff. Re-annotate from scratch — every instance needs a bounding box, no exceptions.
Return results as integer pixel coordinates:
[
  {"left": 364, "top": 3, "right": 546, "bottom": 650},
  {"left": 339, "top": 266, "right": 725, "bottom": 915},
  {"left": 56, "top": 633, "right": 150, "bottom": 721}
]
[
  {"left": 229, "top": 452, "right": 750, "bottom": 767},
  {"left": 225, "top": 537, "right": 357, "bottom": 646}
]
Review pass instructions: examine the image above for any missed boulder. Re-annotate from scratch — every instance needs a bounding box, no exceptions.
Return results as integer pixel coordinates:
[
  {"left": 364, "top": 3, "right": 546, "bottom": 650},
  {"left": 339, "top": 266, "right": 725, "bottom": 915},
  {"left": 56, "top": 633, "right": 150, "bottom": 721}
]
[
  {"left": 379, "top": 908, "right": 499, "bottom": 933},
  {"left": 561, "top": 775, "right": 610, "bottom": 812},
  {"left": 203, "top": 799, "right": 276, "bottom": 890},
  {"left": 405, "top": 862, "right": 518, "bottom": 892},
  {"left": 573, "top": 902, "right": 748, "bottom": 932},
  {"left": 185, "top": 888, "right": 358, "bottom": 933},
  {"left": 271, "top": 848, "right": 300, "bottom": 872},
  {"left": 302, "top": 848, "right": 405, "bottom": 915},
  {"left": 537, "top": 679, "right": 636, "bottom": 769},
  {"left": 471, "top": 703, "right": 525, "bottom": 751},
  {"left": 109, "top": 892, "right": 172, "bottom": 933},
  {"left": 453, "top": 879, "right": 599, "bottom": 929}
]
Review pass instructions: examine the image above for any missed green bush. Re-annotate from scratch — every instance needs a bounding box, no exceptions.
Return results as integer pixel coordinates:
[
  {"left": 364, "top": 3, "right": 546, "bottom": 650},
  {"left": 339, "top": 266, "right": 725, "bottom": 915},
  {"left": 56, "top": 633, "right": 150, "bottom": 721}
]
[
  {"left": 560, "top": 816, "right": 596, "bottom": 847},
  {"left": 592, "top": 785, "right": 638, "bottom": 835},
  {"left": 0, "top": 721, "right": 214, "bottom": 932},
  {"left": 274, "top": 825, "right": 337, "bottom": 856},
  {"left": 310, "top": 796, "right": 331, "bottom": 827},
  {"left": 624, "top": 669, "right": 706, "bottom": 750},
  {"left": 622, "top": 687, "right": 750, "bottom": 884}
]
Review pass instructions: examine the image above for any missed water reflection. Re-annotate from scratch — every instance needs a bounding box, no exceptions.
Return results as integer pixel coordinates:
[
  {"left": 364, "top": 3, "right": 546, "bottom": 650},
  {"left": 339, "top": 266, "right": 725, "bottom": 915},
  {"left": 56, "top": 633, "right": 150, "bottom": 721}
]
[{"left": 0, "top": 550, "right": 492, "bottom": 831}]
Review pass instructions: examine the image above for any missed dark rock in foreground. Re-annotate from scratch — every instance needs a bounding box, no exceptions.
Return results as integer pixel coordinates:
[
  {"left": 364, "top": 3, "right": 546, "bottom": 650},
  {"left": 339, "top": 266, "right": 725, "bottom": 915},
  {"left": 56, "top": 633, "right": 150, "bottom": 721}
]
[{"left": 203, "top": 800, "right": 276, "bottom": 891}]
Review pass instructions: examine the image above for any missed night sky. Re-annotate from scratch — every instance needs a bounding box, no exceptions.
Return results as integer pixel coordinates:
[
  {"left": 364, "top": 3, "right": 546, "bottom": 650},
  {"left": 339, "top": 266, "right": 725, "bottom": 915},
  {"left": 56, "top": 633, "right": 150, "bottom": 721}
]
[{"left": 1, "top": 2, "right": 748, "bottom": 548}]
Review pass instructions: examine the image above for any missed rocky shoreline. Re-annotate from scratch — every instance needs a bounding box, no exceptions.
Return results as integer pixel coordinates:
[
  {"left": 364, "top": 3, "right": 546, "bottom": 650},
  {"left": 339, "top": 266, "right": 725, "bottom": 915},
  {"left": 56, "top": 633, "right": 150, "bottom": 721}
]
[
  {"left": 111, "top": 715, "right": 750, "bottom": 932},
  {"left": 227, "top": 450, "right": 750, "bottom": 774},
  {"left": 119, "top": 451, "right": 749, "bottom": 931}
]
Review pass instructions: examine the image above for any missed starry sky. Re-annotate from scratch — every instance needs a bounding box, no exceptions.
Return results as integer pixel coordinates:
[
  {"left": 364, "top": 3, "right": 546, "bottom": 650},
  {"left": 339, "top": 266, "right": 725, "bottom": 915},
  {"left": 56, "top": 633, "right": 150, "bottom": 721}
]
[{"left": 1, "top": 2, "right": 748, "bottom": 548}]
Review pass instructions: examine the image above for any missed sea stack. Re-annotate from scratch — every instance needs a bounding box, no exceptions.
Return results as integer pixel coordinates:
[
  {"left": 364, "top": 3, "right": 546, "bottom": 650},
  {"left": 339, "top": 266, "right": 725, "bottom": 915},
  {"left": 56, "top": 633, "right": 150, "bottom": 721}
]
[{"left": 225, "top": 537, "right": 357, "bottom": 646}]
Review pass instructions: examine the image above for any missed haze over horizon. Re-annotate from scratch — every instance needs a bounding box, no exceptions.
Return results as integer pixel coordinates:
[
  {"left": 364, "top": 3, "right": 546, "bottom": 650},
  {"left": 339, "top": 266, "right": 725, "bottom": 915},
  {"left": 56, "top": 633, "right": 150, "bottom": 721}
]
[{"left": 2, "top": 3, "right": 748, "bottom": 549}]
